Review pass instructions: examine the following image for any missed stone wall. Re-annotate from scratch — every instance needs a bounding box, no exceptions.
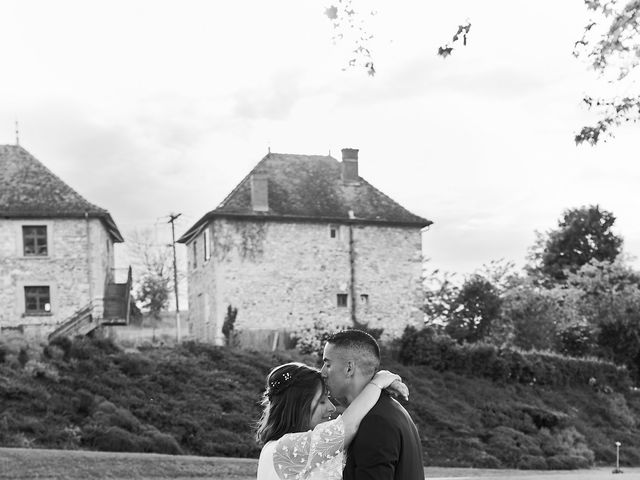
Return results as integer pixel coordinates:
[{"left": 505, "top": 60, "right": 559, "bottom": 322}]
[
  {"left": 184, "top": 217, "right": 424, "bottom": 346},
  {"left": 0, "top": 218, "right": 114, "bottom": 337}
]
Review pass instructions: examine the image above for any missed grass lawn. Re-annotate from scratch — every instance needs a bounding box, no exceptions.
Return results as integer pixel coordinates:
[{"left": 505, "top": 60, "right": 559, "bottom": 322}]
[{"left": 1, "top": 448, "right": 637, "bottom": 480}]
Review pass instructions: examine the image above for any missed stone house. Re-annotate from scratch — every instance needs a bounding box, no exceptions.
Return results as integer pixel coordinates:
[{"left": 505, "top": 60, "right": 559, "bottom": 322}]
[
  {"left": 0, "top": 145, "right": 130, "bottom": 340},
  {"left": 178, "top": 148, "right": 431, "bottom": 346}
]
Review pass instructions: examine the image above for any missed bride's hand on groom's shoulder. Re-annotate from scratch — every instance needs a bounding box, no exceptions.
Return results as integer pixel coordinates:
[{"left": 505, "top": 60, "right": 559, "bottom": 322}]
[
  {"left": 387, "top": 379, "right": 409, "bottom": 401},
  {"left": 372, "top": 370, "right": 409, "bottom": 401}
]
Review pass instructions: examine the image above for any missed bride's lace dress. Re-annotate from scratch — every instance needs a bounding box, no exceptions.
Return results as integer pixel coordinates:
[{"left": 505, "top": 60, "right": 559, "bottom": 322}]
[{"left": 257, "top": 416, "right": 345, "bottom": 480}]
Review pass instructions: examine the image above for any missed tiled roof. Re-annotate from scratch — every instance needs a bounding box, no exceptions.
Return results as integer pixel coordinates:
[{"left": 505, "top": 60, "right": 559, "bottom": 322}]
[
  {"left": 179, "top": 152, "right": 431, "bottom": 243},
  {"left": 0, "top": 145, "right": 123, "bottom": 242}
]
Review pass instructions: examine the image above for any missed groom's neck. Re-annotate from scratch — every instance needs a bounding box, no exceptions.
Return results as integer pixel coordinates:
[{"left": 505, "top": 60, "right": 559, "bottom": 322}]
[{"left": 344, "top": 375, "right": 373, "bottom": 406}]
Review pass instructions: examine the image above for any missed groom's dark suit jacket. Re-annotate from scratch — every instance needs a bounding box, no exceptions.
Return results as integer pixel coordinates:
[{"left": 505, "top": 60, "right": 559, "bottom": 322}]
[{"left": 343, "top": 391, "right": 424, "bottom": 480}]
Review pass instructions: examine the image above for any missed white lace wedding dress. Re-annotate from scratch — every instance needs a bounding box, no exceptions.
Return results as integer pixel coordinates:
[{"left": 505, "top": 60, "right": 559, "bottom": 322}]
[{"left": 257, "top": 416, "right": 345, "bottom": 480}]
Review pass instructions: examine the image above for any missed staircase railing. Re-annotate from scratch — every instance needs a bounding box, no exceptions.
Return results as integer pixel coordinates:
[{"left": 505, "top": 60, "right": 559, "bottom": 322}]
[
  {"left": 48, "top": 302, "right": 94, "bottom": 340},
  {"left": 125, "top": 266, "right": 132, "bottom": 325}
]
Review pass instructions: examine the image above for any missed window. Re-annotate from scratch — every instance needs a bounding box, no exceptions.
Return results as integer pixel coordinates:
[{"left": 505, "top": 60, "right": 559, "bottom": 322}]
[
  {"left": 23, "top": 226, "right": 48, "bottom": 256},
  {"left": 204, "top": 228, "right": 211, "bottom": 261},
  {"left": 337, "top": 293, "right": 348, "bottom": 307},
  {"left": 193, "top": 240, "right": 198, "bottom": 268},
  {"left": 360, "top": 294, "right": 369, "bottom": 305},
  {"left": 329, "top": 224, "right": 339, "bottom": 239},
  {"left": 24, "top": 286, "right": 51, "bottom": 314}
]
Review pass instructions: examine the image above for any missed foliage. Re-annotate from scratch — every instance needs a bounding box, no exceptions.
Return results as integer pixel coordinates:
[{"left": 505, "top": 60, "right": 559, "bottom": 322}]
[
  {"left": 1, "top": 337, "right": 640, "bottom": 467},
  {"left": 321, "top": 0, "right": 640, "bottom": 143},
  {"left": 136, "top": 273, "right": 170, "bottom": 321},
  {"left": 528, "top": 205, "right": 623, "bottom": 283},
  {"left": 127, "top": 228, "right": 174, "bottom": 318},
  {"left": 498, "top": 279, "right": 567, "bottom": 351},
  {"left": 221, "top": 305, "right": 238, "bottom": 347},
  {"left": 292, "top": 318, "right": 350, "bottom": 358},
  {"left": 558, "top": 322, "right": 598, "bottom": 357},
  {"left": 324, "top": 0, "right": 376, "bottom": 76},
  {"left": 444, "top": 274, "right": 502, "bottom": 343},
  {"left": 574, "top": 0, "right": 640, "bottom": 144},
  {"left": 398, "top": 325, "right": 631, "bottom": 390},
  {"left": 437, "top": 22, "right": 472, "bottom": 58}
]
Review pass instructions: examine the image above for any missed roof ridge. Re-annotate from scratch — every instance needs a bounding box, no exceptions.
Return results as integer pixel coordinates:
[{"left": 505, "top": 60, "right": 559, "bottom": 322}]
[
  {"left": 12, "top": 145, "right": 106, "bottom": 213},
  {"left": 217, "top": 153, "right": 270, "bottom": 209},
  {"left": 356, "top": 176, "right": 426, "bottom": 221}
]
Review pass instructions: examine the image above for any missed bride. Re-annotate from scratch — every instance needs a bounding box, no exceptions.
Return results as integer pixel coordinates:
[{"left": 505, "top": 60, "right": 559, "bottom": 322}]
[{"left": 255, "top": 362, "right": 408, "bottom": 480}]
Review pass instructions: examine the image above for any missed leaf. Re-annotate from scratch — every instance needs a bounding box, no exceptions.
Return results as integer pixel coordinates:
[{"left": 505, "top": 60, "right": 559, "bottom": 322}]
[
  {"left": 325, "top": 5, "right": 338, "bottom": 20},
  {"left": 438, "top": 46, "right": 454, "bottom": 58}
]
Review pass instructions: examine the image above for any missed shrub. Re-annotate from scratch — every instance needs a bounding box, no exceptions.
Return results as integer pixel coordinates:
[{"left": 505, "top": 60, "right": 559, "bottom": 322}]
[
  {"left": 471, "top": 454, "right": 502, "bottom": 468},
  {"left": 17, "top": 348, "right": 29, "bottom": 367},
  {"left": 83, "top": 425, "right": 143, "bottom": 452},
  {"left": 143, "top": 428, "right": 182, "bottom": 454},
  {"left": 398, "top": 326, "right": 632, "bottom": 391},
  {"left": 222, "top": 305, "right": 238, "bottom": 347},
  {"left": 518, "top": 455, "right": 548, "bottom": 470},
  {"left": 546, "top": 454, "right": 591, "bottom": 470},
  {"left": 48, "top": 336, "right": 72, "bottom": 359}
]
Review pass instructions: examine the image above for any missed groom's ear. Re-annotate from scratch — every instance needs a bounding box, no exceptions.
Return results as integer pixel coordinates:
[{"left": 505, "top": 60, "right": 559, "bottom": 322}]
[{"left": 345, "top": 360, "right": 355, "bottom": 377}]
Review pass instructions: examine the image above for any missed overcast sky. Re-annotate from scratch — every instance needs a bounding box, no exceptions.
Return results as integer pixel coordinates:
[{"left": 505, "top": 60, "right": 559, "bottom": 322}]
[{"left": 2, "top": 0, "right": 638, "bottom": 279}]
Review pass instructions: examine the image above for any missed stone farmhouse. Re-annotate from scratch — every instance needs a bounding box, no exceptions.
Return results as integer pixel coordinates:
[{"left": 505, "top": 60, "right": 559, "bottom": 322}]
[
  {"left": 178, "top": 148, "right": 431, "bottom": 346},
  {"left": 0, "top": 145, "right": 131, "bottom": 340}
]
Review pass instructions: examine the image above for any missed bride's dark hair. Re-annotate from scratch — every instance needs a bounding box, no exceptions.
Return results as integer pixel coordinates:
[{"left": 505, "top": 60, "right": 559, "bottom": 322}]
[{"left": 255, "top": 362, "right": 324, "bottom": 444}]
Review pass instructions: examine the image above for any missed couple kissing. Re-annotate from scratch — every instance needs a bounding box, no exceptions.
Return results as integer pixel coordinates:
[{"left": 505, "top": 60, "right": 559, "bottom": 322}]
[{"left": 256, "top": 329, "right": 424, "bottom": 480}]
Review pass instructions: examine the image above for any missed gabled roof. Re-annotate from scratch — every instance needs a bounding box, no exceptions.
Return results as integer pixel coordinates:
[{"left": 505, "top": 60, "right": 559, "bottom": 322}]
[
  {"left": 178, "top": 152, "right": 431, "bottom": 243},
  {"left": 0, "top": 144, "right": 123, "bottom": 242}
]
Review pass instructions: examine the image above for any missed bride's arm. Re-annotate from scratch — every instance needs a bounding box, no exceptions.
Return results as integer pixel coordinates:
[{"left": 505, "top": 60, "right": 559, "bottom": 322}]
[{"left": 341, "top": 370, "right": 404, "bottom": 447}]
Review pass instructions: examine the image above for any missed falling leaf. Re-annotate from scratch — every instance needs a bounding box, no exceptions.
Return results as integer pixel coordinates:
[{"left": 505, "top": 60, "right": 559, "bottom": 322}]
[
  {"left": 438, "top": 46, "right": 453, "bottom": 58},
  {"left": 325, "top": 5, "right": 338, "bottom": 20}
]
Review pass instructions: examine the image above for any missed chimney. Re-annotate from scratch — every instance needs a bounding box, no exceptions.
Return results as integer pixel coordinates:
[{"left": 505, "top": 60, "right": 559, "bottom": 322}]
[
  {"left": 251, "top": 168, "right": 269, "bottom": 212},
  {"left": 341, "top": 148, "right": 359, "bottom": 183}
]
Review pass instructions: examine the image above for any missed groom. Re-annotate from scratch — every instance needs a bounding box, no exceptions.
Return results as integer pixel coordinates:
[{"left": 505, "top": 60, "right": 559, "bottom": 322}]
[{"left": 321, "top": 329, "right": 424, "bottom": 480}]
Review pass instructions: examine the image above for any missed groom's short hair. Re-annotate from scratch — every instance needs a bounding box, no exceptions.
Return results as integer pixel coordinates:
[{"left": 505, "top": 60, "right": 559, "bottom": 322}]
[{"left": 326, "top": 329, "right": 380, "bottom": 375}]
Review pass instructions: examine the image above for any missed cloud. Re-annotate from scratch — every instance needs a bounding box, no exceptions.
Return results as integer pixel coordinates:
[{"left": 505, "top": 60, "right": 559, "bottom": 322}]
[{"left": 232, "top": 70, "right": 304, "bottom": 121}]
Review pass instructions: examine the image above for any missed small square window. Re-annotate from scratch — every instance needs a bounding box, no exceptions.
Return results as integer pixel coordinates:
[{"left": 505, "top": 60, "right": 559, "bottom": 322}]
[
  {"left": 24, "top": 286, "right": 51, "bottom": 314},
  {"left": 337, "top": 294, "right": 348, "bottom": 307},
  {"left": 329, "top": 224, "right": 339, "bottom": 239},
  {"left": 23, "top": 226, "right": 48, "bottom": 256},
  {"left": 360, "top": 294, "right": 369, "bottom": 305}
]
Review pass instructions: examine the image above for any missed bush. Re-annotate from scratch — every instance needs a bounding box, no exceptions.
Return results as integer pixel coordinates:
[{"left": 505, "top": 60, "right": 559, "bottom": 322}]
[
  {"left": 48, "top": 336, "right": 72, "bottom": 360},
  {"left": 546, "top": 454, "right": 591, "bottom": 470},
  {"left": 471, "top": 454, "right": 502, "bottom": 468},
  {"left": 518, "top": 455, "right": 548, "bottom": 470},
  {"left": 143, "top": 428, "right": 182, "bottom": 454},
  {"left": 83, "top": 425, "right": 143, "bottom": 452},
  {"left": 398, "top": 326, "right": 632, "bottom": 391}
]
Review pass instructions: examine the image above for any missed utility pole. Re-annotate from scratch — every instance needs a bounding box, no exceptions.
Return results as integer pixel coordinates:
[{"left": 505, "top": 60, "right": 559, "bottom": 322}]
[{"left": 168, "top": 213, "right": 182, "bottom": 342}]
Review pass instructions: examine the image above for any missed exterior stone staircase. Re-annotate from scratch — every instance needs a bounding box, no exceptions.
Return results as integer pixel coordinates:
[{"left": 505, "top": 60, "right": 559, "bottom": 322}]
[{"left": 48, "top": 267, "right": 132, "bottom": 341}]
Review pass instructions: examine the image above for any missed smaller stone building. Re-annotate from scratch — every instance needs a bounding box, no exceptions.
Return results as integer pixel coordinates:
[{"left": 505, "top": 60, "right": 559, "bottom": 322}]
[
  {"left": 0, "top": 145, "right": 128, "bottom": 340},
  {"left": 178, "top": 148, "right": 431, "bottom": 346}
]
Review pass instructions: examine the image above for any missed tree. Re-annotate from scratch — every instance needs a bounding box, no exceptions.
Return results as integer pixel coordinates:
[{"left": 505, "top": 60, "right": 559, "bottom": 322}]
[
  {"left": 573, "top": 0, "right": 640, "bottom": 144},
  {"left": 127, "top": 229, "right": 173, "bottom": 321},
  {"left": 528, "top": 205, "right": 623, "bottom": 283},
  {"left": 137, "top": 273, "right": 170, "bottom": 321},
  {"left": 499, "top": 280, "right": 567, "bottom": 351},
  {"left": 444, "top": 274, "right": 502, "bottom": 343},
  {"left": 323, "top": 0, "right": 640, "bottom": 143}
]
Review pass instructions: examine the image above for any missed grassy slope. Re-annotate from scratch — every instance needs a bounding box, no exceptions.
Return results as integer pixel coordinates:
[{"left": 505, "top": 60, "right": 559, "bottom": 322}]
[{"left": 1, "top": 338, "right": 639, "bottom": 469}]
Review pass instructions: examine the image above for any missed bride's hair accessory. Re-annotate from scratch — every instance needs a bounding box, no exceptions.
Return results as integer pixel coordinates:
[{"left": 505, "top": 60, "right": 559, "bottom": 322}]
[{"left": 266, "top": 363, "right": 320, "bottom": 399}]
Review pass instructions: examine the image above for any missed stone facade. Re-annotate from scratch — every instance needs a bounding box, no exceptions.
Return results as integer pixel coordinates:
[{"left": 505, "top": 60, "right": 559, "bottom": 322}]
[
  {"left": 0, "top": 217, "right": 114, "bottom": 339},
  {"left": 184, "top": 217, "right": 424, "bottom": 345}
]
